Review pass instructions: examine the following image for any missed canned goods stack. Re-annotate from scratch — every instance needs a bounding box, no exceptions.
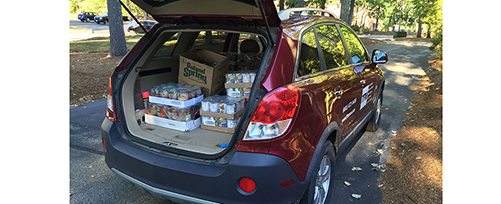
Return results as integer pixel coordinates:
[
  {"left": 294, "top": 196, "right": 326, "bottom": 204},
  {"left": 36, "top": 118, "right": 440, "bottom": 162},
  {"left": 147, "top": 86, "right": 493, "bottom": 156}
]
[
  {"left": 225, "top": 72, "right": 256, "bottom": 84},
  {"left": 146, "top": 103, "right": 200, "bottom": 122},
  {"left": 200, "top": 95, "right": 245, "bottom": 133},
  {"left": 225, "top": 72, "right": 256, "bottom": 99},
  {"left": 149, "top": 83, "right": 203, "bottom": 101},
  {"left": 144, "top": 83, "right": 204, "bottom": 131}
]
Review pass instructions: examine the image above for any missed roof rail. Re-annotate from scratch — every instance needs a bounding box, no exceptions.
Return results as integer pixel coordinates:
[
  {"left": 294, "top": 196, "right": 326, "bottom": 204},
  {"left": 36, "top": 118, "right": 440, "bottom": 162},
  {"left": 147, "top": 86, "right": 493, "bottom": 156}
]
[{"left": 278, "top": 8, "right": 338, "bottom": 21}]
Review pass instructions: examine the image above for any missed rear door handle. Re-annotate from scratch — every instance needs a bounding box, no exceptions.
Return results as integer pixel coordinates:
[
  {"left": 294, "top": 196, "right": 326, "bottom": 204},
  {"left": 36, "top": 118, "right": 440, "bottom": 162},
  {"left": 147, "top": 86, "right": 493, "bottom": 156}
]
[
  {"left": 334, "top": 90, "right": 343, "bottom": 97},
  {"left": 360, "top": 80, "right": 366, "bottom": 85}
]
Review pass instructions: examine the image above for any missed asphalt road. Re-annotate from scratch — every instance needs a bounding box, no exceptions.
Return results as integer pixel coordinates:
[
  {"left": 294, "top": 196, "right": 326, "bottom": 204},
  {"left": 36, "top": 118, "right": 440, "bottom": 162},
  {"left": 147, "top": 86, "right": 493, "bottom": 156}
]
[
  {"left": 70, "top": 20, "right": 137, "bottom": 41},
  {"left": 69, "top": 40, "right": 431, "bottom": 203},
  {"left": 70, "top": 20, "right": 111, "bottom": 31}
]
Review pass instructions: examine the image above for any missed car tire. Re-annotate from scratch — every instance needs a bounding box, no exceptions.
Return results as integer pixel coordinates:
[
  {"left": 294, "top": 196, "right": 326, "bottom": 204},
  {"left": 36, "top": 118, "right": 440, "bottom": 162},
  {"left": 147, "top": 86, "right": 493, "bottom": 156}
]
[
  {"left": 366, "top": 92, "right": 383, "bottom": 132},
  {"left": 300, "top": 141, "right": 336, "bottom": 204},
  {"left": 80, "top": 19, "right": 84, "bottom": 22}
]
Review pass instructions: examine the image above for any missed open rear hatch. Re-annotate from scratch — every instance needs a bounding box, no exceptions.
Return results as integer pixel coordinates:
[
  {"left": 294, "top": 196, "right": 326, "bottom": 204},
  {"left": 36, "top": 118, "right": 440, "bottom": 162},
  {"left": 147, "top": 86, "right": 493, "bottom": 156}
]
[
  {"left": 118, "top": 0, "right": 281, "bottom": 159},
  {"left": 119, "top": 23, "right": 276, "bottom": 158},
  {"left": 130, "top": 0, "right": 280, "bottom": 26}
]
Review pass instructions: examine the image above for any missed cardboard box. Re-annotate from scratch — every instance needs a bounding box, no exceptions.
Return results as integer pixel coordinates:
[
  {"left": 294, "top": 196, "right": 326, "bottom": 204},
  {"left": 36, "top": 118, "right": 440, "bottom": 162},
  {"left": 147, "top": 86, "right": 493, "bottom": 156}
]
[
  {"left": 224, "top": 83, "right": 253, "bottom": 89},
  {"left": 178, "top": 49, "right": 229, "bottom": 96},
  {"left": 149, "top": 95, "right": 203, "bottom": 108},
  {"left": 145, "top": 114, "right": 201, "bottom": 132},
  {"left": 201, "top": 124, "right": 235, "bottom": 134}
]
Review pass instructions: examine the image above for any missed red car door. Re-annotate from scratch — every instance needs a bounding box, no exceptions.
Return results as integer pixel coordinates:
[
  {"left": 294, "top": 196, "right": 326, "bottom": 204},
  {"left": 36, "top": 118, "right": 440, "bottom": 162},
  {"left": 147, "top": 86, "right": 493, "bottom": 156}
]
[{"left": 338, "top": 25, "right": 379, "bottom": 128}]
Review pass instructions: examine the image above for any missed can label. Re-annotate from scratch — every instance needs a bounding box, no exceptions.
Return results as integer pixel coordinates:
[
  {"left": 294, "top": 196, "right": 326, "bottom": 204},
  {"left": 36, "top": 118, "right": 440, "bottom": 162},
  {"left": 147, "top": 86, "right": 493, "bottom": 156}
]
[
  {"left": 227, "top": 119, "right": 236, "bottom": 128},
  {"left": 225, "top": 103, "right": 236, "bottom": 114},
  {"left": 202, "top": 116, "right": 216, "bottom": 126}
]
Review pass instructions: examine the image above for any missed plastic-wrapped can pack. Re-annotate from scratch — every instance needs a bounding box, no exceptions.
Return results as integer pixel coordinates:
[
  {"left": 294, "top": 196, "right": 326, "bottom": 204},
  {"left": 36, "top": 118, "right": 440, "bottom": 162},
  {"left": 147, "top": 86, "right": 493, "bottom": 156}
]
[
  {"left": 177, "top": 88, "right": 190, "bottom": 101},
  {"left": 201, "top": 99, "right": 210, "bottom": 112}
]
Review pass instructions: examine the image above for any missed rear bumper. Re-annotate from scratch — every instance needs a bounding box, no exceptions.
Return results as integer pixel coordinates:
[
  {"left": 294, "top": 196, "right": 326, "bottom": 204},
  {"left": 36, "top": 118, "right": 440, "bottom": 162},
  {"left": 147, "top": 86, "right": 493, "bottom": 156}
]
[
  {"left": 111, "top": 168, "right": 218, "bottom": 204},
  {"left": 102, "top": 120, "right": 307, "bottom": 204}
]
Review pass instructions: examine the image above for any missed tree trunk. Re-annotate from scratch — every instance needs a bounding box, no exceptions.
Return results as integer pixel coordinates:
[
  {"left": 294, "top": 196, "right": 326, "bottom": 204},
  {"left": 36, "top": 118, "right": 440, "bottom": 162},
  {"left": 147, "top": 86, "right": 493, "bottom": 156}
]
[
  {"left": 347, "top": 0, "right": 356, "bottom": 25},
  {"left": 359, "top": 12, "right": 363, "bottom": 26},
  {"left": 426, "top": 24, "right": 432, "bottom": 38},
  {"left": 340, "top": 0, "right": 351, "bottom": 24},
  {"left": 374, "top": 18, "right": 379, "bottom": 31},
  {"left": 107, "top": 0, "right": 127, "bottom": 56},
  {"left": 279, "top": 0, "right": 285, "bottom": 10},
  {"left": 205, "top": 31, "right": 212, "bottom": 45},
  {"left": 416, "top": 17, "right": 423, "bottom": 38}
]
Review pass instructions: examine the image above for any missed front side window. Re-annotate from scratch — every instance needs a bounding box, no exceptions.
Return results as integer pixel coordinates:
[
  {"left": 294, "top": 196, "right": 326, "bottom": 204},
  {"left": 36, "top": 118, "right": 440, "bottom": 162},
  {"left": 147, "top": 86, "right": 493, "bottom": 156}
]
[
  {"left": 315, "top": 24, "right": 348, "bottom": 69},
  {"left": 297, "top": 29, "right": 321, "bottom": 77},
  {"left": 339, "top": 26, "right": 368, "bottom": 64}
]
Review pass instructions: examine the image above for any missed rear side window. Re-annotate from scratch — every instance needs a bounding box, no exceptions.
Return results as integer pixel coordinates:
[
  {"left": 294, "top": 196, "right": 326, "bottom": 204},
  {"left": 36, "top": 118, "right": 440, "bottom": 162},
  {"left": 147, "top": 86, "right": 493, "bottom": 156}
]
[
  {"left": 315, "top": 24, "right": 348, "bottom": 69},
  {"left": 297, "top": 29, "right": 321, "bottom": 77},
  {"left": 153, "top": 32, "right": 180, "bottom": 57},
  {"left": 339, "top": 26, "right": 368, "bottom": 64},
  {"left": 193, "top": 31, "right": 229, "bottom": 52}
]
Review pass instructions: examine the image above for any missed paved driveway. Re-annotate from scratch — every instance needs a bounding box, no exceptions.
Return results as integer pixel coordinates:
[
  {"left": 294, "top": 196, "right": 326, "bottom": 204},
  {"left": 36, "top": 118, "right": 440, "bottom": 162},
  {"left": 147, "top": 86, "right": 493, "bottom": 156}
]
[
  {"left": 69, "top": 40, "right": 431, "bottom": 203},
  {"left": 70, "top": 20, "right": 137, "bottom": 41}
]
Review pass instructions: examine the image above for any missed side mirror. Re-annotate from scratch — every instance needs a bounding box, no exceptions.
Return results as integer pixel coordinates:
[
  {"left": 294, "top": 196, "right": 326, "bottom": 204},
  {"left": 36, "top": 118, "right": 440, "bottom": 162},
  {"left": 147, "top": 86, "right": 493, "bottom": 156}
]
[{"left": 371, "top": 49, "right": 388, "bottom": 64}]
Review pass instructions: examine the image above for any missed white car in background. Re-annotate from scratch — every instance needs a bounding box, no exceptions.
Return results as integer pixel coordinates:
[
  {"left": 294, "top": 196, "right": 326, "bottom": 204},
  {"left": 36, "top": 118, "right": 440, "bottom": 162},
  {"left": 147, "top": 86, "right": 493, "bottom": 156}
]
[{"left": 127, "top": 20, "right": 158, "bottom": 34}]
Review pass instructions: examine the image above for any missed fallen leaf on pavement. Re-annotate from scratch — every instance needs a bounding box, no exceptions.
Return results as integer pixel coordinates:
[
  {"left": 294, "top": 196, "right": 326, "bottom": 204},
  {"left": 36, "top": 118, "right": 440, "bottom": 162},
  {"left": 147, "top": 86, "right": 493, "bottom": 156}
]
[
  {"left": 371, "top": 163, "right": 386, "bottom": 172},
  {"left": 352, "top": 194, "right": 362, "bottom": 199},
  {"left": 374, "top": 149, "right": 384, "bottom": 156},
  {"left": 344, "top": 181, "right": 351, "bottom": 186},
  {"left": 351, "top": 167, "right": 363, "bottom": 171}
]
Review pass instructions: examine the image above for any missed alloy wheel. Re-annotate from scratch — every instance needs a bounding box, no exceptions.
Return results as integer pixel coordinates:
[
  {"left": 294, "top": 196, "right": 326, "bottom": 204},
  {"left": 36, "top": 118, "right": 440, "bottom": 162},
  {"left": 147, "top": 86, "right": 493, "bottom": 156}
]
[
  {"left": 375, "top": 98, "right": 382, "bottom": 124},
  {"left": 313, "top": 155, "right": 331, "bottom": 204}
]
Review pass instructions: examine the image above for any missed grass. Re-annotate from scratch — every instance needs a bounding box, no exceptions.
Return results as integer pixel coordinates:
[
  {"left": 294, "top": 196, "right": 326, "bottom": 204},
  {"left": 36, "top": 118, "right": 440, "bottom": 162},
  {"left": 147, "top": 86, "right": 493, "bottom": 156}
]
[{"left": 70, "top": 36, "right": 142, "bottom": 53}]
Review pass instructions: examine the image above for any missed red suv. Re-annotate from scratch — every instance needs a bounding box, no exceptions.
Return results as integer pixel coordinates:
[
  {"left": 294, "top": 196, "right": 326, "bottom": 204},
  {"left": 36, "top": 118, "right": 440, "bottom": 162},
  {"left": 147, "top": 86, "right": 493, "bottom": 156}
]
[{"left": 102, "top": 1, "right": 387, "bottom": 203}]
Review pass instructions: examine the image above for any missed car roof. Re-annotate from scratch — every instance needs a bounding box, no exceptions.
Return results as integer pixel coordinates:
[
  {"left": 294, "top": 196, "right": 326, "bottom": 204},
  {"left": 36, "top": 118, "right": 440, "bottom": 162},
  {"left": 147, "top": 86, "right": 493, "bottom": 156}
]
[{"left": 281, "top": 15, "right": 347, "bottom": 40}]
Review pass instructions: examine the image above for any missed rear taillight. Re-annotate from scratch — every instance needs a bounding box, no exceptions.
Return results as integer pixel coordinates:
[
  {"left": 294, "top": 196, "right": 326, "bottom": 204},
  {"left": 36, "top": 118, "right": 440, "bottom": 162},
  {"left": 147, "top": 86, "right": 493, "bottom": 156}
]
[
  {"left": 106, "top": 77, "right": 117, "bottom": 121},
  {"left": 242, "top": 86, "right": 299, "bottom": 141}
]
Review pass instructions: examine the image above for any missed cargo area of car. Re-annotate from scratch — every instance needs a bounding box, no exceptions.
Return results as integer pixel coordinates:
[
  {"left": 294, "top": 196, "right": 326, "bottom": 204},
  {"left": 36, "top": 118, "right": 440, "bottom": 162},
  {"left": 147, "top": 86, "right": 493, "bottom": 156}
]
[{"left": 120, "top": 28, "right": 268, "bottom": 156}]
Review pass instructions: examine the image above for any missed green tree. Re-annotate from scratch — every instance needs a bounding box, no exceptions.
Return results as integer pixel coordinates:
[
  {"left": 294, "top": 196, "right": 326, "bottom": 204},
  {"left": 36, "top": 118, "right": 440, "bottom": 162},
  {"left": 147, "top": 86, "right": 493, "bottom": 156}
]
[
  {"left": 411, "top": 0, "right": 437, "bottom": 38},
  {"left": 360, "top": 0, "right": 387, "bottom": 31}
]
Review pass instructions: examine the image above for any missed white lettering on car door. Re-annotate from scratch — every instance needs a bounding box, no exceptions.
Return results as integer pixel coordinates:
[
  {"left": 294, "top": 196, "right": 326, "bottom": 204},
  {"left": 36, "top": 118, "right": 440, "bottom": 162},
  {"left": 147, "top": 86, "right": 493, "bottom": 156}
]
[
  {"left": 360, "top": 83, "right": 374, "bottom": 110},
  {"left": 341, "top": 98, "right": 357, "bottom": 123}
]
